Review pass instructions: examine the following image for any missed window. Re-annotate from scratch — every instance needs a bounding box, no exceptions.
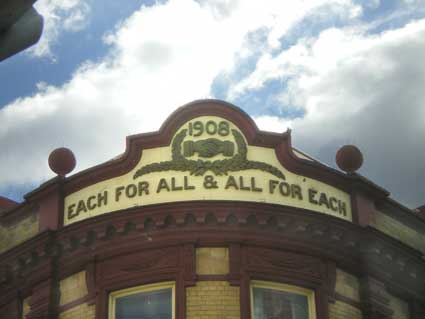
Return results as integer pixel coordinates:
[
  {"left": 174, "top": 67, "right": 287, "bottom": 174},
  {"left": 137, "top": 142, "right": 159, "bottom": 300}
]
[
  {"left": 109, "top": 282, "right": 175, "bottom": 319},
  {"left": 251, "top": 281, "right": 316, "bottom": 319}
]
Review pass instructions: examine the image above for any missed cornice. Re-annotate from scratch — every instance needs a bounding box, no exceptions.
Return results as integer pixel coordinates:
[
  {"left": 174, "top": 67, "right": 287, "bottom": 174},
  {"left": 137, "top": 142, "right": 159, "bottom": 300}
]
[{"left": 1, "top": 201, "right": 424, "bottom": 301}]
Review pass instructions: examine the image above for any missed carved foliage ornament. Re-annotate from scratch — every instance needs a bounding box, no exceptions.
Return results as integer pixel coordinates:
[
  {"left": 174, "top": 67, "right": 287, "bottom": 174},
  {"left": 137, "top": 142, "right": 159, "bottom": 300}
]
[{"left": 133, "top": 128, "right": 285, "bottom": 180}]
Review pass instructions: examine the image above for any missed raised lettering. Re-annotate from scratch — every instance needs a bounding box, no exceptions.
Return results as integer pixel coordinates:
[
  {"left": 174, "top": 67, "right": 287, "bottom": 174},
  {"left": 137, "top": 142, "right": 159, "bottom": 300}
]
[
  {"left": 157, "top": 178, "right": 170, "bottom": 193},
  {"left": 269, "top": 180, "right": 279, "bottom": 194},
  {"left": 171, "top": 177, "right": 183, "bottom": 191},
  {"left": 126, "top": 184, "right": 137, "bottom": 198},
  {"left": 329, "top": 197, "right": 338, "bottom": 211},
  {"left": 251, "top": 177, "right": 262, "bottom": 192},
  {"left": 115, "top": 186, "right": 125, "bottom": 202},
  {"left": 225, "top": 176, "right": 238, "bottom": 190},
  {"left": 67, "top": 204, "right": 77, "bottom": 219},
  {"left": 239, "top": 176, "right": 250, "bottom": 191},
  {"left": 339, "top": 201, "right": 347, "bottom": 216},
  {"left": 308, "top": 189, "right": 318, "bottom": 204},
  {"left": 76, "top": 200, "right": 87, "bottom": 215},
  {"left": 138, "top": 181, "right": 149, "bottom": 195},
  {"left": 318, "top": 192, "right": 330, "bottom": 208},
  {"left": 87, "top": 196, "right": 97, "bottom": 210},
  {"left": 217, "top": 121, "right": 230, "bottom": 136},
  {"left": 279, "top": 182, "right": 291, "bottom": 196},
  {"left": 205, "top": 121, "right": 217, "bottom": 135},
  {"left": 184, "top": 176, "right": 195, "bottom": 190},
  {"left": 98, "top": 191, "right": 108, "bottom": 206},
  {"left": 291, "top": 184, "right": 303, "bottom": 200},
  {"left": 204, "top": 175, "right": 218, "bottom": 189}
]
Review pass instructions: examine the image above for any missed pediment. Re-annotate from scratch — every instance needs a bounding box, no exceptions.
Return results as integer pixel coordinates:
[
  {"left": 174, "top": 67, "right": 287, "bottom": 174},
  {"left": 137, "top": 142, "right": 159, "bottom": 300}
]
[{"left": 63, "top": 100, "right": 353, "bottom": 225}]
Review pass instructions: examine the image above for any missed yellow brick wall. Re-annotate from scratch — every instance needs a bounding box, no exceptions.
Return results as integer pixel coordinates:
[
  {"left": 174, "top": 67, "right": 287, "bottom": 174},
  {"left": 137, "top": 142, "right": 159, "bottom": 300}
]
[
  {"left": 58, "top": 303, "right": 95, "bottom": 319},
  {"left": 372, "top": 210, "right": 425, "bottom": 253},
  {"left": 335, "top": 268, "right": 360, "bottom": 302},
  {"left": 186, "top": 281, "right": 240, "bottom": 319},
  {"left": 196, "top": 247, "right": 229, "bottom": 275},
  {"left": 388, "top": 293, "right": 410, "bottom": 319},
  {"left": 0, "top": 212, "right": 38, "bottom": 253},
  {"left": 331, "top": 268, "right": 362, "bottom": 318},
  {"left": 329, "top": 300, "right": 362, "bottom": 319},
  {"left": 22, "top": 297, "right": 31, "bottom": 319},
  {"left": 59, "top": 271, "right": 88, "bottom": 306}
]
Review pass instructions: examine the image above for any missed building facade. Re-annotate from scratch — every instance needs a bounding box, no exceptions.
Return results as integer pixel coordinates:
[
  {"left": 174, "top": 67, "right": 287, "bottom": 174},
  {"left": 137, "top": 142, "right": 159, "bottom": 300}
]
[{"left": 0, "top": 100, "right": 424, "bottom": 319}]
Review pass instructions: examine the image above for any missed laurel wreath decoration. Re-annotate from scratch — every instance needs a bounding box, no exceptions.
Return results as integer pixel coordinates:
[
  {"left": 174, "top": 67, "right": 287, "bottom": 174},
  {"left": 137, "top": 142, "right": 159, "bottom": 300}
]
[{"left": 133, "top": 129, "right": 285, "bottom": 180}]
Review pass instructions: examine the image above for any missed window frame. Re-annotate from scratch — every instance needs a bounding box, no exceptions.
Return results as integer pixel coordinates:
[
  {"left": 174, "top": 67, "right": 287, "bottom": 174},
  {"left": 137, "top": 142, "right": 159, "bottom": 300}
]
[
  {"left": 108, "top": 281, "right": 176, "bottom": 319},
  {"left": 250, "top": 280, "right": 317, "bottom": 319}
]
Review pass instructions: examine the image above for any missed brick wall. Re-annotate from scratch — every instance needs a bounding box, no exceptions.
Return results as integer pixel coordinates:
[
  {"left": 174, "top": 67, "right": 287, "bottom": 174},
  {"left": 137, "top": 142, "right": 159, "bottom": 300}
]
[
  {"left": 59, "top": 271, "right": 95, "bottom": 319},
  {"left": 388, "top": 293, "right": 410, "bottom": 319},
  {"left": 331, "top": 268, "right": 363, "bottom": 319},
  {"left": 21, "top": 297, "right": 30, "bottom": 319},
  {"left": 58, "top": 303, "right": 95, "bottom": 319},
  {"left": 59, "top": 271, "right": 88, "bottom": 306},
  {"left": 186, "top": 281, "right": 240, "bottom": 319},
  {"left": 57, "top": 271, "right": 92, "bottom": 319},
  {"left": 329, "top": 300, "right": 363, "bottom": 319},
  {"left": 187, "top": 248, "right": 240, "bottom": 318},
  {"left": 335, "top": 268, "right": 360, "bottom": 302},
  {"left": 372, "top": 210, "right": 425, "bottom": 253},
  {"left": 0, "top": 212, "right": 38, "bottom": 253},
  {"left": 196, "top": 247, "right": 229, "bottom": 275}
]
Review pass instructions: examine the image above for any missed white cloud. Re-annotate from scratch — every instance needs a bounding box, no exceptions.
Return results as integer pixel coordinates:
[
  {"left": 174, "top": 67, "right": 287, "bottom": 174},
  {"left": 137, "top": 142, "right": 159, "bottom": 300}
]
[
  {"left": 63, "top": 3, "right": 91, "bottom": 32},
  {"left": 365, "top": 0, "right": 380, "bottom": 9},
  {"left": 30, "top": 0, "right": 91, "bottom": 57},
  {"left": 244, "top": 20, "right": 425, "bottom": 207},
  {"left": 1, "top": 0, "right": 361, "bottom": 190},
  {"left": 5, "top": 0, "right": 425, "bottom": 208},
  {"left": 254, "top": 115, "right": 292, "bottom": 133}
]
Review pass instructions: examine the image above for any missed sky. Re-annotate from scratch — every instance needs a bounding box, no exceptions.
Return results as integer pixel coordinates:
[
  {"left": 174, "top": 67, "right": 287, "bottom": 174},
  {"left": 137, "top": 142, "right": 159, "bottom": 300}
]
[{"left": 1, "top": 0, "right": 425, "bottom": 209}]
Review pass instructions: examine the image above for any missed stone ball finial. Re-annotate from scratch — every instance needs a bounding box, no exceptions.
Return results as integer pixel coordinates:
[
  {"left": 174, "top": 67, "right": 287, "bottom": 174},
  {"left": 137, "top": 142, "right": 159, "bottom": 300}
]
[
  {"left": 48, "top": 147, "right": 76, "bottom": 176},
  {"left": 336, "top": 144, "right": 363, "bottom": 173}
]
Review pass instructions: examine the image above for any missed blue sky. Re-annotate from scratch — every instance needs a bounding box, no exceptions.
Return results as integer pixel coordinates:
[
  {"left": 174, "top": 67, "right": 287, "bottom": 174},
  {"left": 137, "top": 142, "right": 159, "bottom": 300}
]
[{"left": 1, "top": 0, "right": 425, "bottom": 209}]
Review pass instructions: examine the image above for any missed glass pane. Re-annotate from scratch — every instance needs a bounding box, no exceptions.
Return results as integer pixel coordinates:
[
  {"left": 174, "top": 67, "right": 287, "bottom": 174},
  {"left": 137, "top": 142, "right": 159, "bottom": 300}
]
[
  {"left": 115, "top": 288, "right": 172, "bottom": 319},
  {"left": 253, "top": 287, "right": 309, "bottom": 319}
]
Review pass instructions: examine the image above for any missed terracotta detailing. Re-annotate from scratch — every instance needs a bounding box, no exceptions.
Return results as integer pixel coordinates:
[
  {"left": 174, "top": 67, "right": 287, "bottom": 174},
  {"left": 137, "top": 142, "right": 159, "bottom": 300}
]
[
  {"left": 0, "top": 295, "right": 20, "bottom": 319},
  {"left": 0, "top": 196, "right": 17, "bottom": 211},
  {"left": 351, "top": 190, "right": 376, "bottom": 227},
  {"left": 62, "top": 100, "right": 387, "bottom": 205},
  {"left": 25, "top": 177, "right": 64, "bottom": 232},
  {"left": 27, "top": 278, "right": 58, "bottom": 319}
]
